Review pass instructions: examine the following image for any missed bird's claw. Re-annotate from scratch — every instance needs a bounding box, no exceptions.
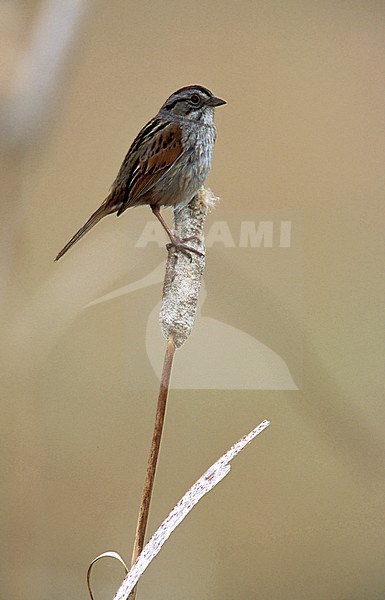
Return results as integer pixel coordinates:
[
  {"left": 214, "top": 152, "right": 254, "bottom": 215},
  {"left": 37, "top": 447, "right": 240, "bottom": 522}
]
[{"left": 166, "top": 236, "right": 204, "bottom": 261}]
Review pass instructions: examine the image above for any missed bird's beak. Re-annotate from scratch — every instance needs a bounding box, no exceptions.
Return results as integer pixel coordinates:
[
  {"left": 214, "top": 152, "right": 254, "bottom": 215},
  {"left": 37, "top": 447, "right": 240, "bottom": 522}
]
[{"left": 206, "top": 96, "right": 226, "bottom": 107}]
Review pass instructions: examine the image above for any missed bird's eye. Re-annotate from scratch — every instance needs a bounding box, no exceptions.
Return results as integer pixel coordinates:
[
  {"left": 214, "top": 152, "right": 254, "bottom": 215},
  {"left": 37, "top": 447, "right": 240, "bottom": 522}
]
[{"left": 190, "top": 94, "right": 201, "bottom": 105}]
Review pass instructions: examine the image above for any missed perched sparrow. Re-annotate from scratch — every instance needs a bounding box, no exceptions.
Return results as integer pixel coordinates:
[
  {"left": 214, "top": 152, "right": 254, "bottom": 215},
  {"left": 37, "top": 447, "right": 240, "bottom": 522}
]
[{"left": 55, "top": 85, "right": 225, "bottom": 261}]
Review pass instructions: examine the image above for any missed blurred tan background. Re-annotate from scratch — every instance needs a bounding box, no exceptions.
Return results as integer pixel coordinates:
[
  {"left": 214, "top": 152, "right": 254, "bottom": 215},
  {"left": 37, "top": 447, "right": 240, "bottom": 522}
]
[{"left": 1, "top": 1, "right": 385, "bottom": 599}]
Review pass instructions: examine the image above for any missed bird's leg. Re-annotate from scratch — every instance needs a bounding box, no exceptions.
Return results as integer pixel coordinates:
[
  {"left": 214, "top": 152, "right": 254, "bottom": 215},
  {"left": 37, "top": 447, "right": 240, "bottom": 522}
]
[{"left": 151, "top": 206, "right": 204, "bottom": 258}]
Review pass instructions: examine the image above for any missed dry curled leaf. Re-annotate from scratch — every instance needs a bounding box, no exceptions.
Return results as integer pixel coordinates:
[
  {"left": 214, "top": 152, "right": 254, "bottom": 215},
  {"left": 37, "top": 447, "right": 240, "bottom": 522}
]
[{"left": 87, "top": 551, "right": 129, "bottom": 600}]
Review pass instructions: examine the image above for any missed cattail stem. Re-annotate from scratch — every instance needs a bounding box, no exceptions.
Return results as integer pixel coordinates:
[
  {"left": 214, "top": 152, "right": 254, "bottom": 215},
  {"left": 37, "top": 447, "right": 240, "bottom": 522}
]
[{"left": 129, "top": 335, "right": 175, "bottom": 600}]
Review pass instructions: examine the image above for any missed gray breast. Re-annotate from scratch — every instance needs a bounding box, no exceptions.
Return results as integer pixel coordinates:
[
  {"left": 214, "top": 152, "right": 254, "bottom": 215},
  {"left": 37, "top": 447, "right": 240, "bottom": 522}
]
[{"left": 170, "top": 123, "right": 216, "bottom": 210}]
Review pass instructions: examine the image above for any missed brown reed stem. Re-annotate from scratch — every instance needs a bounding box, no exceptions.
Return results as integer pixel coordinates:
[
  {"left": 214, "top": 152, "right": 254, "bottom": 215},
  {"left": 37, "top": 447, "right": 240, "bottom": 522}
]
[{"left": 129, "top": 335, "right": 176, "bottom": 600}]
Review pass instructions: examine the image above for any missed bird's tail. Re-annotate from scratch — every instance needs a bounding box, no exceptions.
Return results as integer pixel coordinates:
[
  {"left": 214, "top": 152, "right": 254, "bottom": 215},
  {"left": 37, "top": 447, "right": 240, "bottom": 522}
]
[{"left": 55, "top": 202, "right": 111, "bottom": 261}]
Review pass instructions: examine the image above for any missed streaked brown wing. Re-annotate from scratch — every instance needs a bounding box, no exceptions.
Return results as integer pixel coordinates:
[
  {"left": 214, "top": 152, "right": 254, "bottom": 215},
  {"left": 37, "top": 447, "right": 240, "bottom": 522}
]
[{"left": 112, "top": 119, "right": 184, "bottom": 213}]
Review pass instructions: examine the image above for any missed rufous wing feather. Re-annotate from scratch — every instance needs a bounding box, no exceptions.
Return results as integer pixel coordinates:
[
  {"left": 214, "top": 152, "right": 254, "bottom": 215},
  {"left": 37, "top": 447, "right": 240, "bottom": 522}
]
[{"left": 116, "top": 121, "right": 184, "bottom": 214}]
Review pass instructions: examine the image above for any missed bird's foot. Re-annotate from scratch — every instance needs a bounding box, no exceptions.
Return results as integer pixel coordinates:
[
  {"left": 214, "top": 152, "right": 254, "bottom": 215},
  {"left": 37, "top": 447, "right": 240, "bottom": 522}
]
[{"left": 166, "top": 235, "right": 204, "bottom": 260}]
